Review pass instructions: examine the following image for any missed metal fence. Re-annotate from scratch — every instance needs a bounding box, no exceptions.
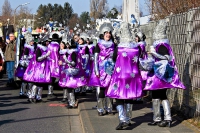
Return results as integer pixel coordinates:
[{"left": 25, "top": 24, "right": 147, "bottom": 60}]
[{"left": 140, "top": 7, "right": 200, "bottom": 122}]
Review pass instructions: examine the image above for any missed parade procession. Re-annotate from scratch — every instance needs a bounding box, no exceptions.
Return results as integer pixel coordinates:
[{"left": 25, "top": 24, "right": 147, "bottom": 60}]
[{"left": 1, "top": 0, "right": 200, "bottom": 133}]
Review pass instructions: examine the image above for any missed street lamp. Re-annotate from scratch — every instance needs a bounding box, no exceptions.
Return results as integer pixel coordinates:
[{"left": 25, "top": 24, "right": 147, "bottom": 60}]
[{"left": 14, "top": 2, "right": 30, "bottom": 26}]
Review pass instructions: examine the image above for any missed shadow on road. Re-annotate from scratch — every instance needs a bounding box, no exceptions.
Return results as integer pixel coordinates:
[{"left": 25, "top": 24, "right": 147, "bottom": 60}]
[
  {"left": 0, "top": 120, "right": 15, "bottom": 126},
  {"left": 0, "top": 108, "right": 29, "bottom": 116},
  {"left": 0, "top": 114, "right": 79, "bottom": 127}
]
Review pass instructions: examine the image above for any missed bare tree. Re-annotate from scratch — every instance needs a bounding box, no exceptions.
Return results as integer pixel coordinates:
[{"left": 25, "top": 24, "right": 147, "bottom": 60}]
[
  {"left": 90, "top": 0, "right": 108, "bottom": 19},
  {"left": 0, "top": 0, "right": 13, "bottom": 25},
  {"left": 146, "top": 0, "right": 200, "bottom": 20},
  {"left": 16, "top": 6, "right": 32, "bottom": 27},
  {"left": 2, "top": 0, "right": 12, "bottom": 17}
]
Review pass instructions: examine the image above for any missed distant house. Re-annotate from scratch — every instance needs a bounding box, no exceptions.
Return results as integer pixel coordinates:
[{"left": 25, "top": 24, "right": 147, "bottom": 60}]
[
  {"left": 19, "top": 19, "right": 34, "bottom": 27},
  {"left": 139, "top": 15, "right": 151, "bottom": 25}
]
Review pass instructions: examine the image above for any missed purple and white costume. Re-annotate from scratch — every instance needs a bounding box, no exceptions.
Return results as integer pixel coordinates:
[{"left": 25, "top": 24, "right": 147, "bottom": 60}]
[
  {"left": 144, "top": 39, "right": 185, "bottom": 91},
  {"left": 58, "top": 49, "right": 69, "bottom": 102},
  {"left": 15, "top": 43, "right": 34, "bottom": 79},
  {"left": 143, "top": 20, "right": 185, "bottom": 126},
  {"left": 47, "top": 41, "right": 60, "bottom": 96},
  {"left": 59, "top": 48, "right": 88, "bottom": 108},
  {"left": 137, "top": 41, "right": 148, "bottom": 81},
  {"left": 87, "top": 44, "right": 96, "bottom": 87},
  {"left": 92, "top": 40, "right": 115, "bottom": 87},
  {"left": 78, "top": 44, "right": 90, "bottom": 78},
  {"left": 24, "top": 44, "right": 51, "bottom": 101},
  {"left": 16, "top": 43, "right": 34, "bottom": 96},
  {"left": 58, "top": 49, "right": 68, "bottom": 87},
  {"left": 94, "top": 39, "right": 115, "bottom": 114},
  {"left": 58, "top": 49, "right": 87, "bottom": 88},
  {"left": 106, "top": 42, "right": 143, "bottom": 99},
  {"left": 48, "top": 42, "right": 60, "bottom": 78},
  {"left": 32, "top": 44, "right": 51, "bottom": 83},
  {"left": 23, "top": 50, "right": 37, "bottom": 82},
  {"left": 75, "top": 44, "right": 90, "bottom": 93}
]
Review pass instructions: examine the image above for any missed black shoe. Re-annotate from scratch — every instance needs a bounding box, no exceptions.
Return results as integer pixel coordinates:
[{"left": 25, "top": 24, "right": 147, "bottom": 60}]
[
  {"left": 36, "top": 99, "right": 44, "bottom": 103},
  {"left": 67, "top": 104, "right": 77, "bottom": 109},
  {"left": 98, "top": 112, "right": 104, "bottom": 116},
  {"left": 92, "top": 105, "right": 97, "bottom": 109},
  {"left": 127, "top": 121, "right": 132, "bottom": 126},
  {"left": 10, "top": 79, "right": 16, "bottom": 87},
  {"left": 115, "top": 122, "right": 128, "bottom": 130},
  {"left": 158, "top": 120, "right": 171, "bottom": 127},
  {"left": 148, "top": 121, "right": 161, "bottom": 126},
  {"left": 106, "top": 111, "right": 114, "bottom": 115},
  {"left": 61, "top": 98, "right": 68, "bottom": 103},
  {"left": 27, "top": 98, "right": 31, "bottom": 103},
  {"left": 27, "top": 98, "right": 35, "bottom": 103},
  {"left": 6, "top": 82, "right": 11, "bottom": 87},
  {"left": 19, "top": 94, "right": 27, "bottom": 98},
  {"left": 67, "top": 105, "right": 72, "bottom": 109}
]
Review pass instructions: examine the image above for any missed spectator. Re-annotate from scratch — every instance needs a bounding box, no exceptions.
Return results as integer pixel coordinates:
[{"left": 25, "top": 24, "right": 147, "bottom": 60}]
[
  {"left": 5, "top": 33, "right": 16, "bottom": 87},
  {"left": 73, "top": 34, "right": 80, "bottom": 43}
]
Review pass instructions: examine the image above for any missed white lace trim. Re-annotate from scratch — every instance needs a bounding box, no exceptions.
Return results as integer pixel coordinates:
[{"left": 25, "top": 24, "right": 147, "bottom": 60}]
[
  {"left": 87, "top": 44, "right": 95, "bottom": 49},
  {"left": 59, "top": 49, "right": 68, "bottom": 54},
  {"left": 99, "top": 39, "right": 113, "bottom": 48},
  {"left": 37, "top": 44, "right": 47, "bottom": 51},
  {"left": 24, "top": 43, "right": 34, "bottom": 52},
  {"left": 153, "top": 39, "right": 169, "bottom": 47},
  {"left": 68, "top": 49, "right": 78, "bottom": 54},
  {"left": 118, "top": 42, "right": 138, "bottom": 48},
  {"left": 50, "top": 41, "right": 59, "bottom": 45},
  {"left": 79, "top": 44, "right": 88, "bottom": 48},
  {"left": 137, "top": 41, "right": 146, "bottom": 47}
]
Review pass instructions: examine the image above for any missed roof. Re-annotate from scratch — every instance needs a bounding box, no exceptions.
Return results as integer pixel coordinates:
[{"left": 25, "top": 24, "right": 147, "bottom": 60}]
[{"left": 139, "top": 15, "right": 151, "bottom": 25}]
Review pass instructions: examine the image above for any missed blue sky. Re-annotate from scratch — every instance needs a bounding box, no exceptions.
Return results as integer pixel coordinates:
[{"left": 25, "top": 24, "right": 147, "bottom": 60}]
[{"left": 0, "top": 0, "right": 149, "bottom": 16}]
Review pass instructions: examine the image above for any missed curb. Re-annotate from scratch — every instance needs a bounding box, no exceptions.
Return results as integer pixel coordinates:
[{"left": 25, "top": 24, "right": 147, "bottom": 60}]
[
  {"left": 78, "top": 101, "right": 94, "bottom": 133},
  {"left": 77, "top": 95, "right": 199, "bottom": 133},
  {"left": 175, "top": 115, "right": 200, "bottom": 133}
]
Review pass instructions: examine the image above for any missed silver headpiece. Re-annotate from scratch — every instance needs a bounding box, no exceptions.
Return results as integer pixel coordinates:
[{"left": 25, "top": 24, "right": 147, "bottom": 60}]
[
  {"left": 25, "top": 33, "right": 34, "bottom": 44},
  {"left": 49, "top": 31, "right": 62, "bottom": 40},
  {"left": 153, "top": 19, "right": 167, "bottom": 40},
  {"left": 61, "top": 34, "right": 68, "bottom": 44},
  {"left": 99, "top": 22, "right": 113, "bottom": 35},
  {"left": 117, "top": 22, "right": 133, "bottom": 43},
  {"left": 79, "top": 32, "right": 89, "bottom": 41}
]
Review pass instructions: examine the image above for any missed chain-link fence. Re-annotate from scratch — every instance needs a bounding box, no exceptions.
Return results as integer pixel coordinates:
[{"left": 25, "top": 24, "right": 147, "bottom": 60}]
[{"left": 140, "top": 7, "right": 200, "bottom": 123}]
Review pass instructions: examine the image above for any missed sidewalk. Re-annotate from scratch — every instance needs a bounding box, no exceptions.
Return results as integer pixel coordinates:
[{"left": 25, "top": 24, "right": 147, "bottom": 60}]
[{"left": 77, "top": 93, "right": 198, "bottom": 133}]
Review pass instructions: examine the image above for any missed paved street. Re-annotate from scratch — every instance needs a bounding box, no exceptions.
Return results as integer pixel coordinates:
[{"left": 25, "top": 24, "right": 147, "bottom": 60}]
[
  {"left": 0, "top": 76, "right": 199, "bottom": 133},
  {"left": 0, "top": 78, "right": 83, "bottom": 133}
]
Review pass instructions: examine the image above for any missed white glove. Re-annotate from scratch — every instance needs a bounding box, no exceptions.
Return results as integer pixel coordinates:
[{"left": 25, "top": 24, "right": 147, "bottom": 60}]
[
  {"left": 19, "top": 60, "right": 25, "bottom": 66},
  {"left": 149, "top": 46, "right": 156, "bottom": 53}
]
